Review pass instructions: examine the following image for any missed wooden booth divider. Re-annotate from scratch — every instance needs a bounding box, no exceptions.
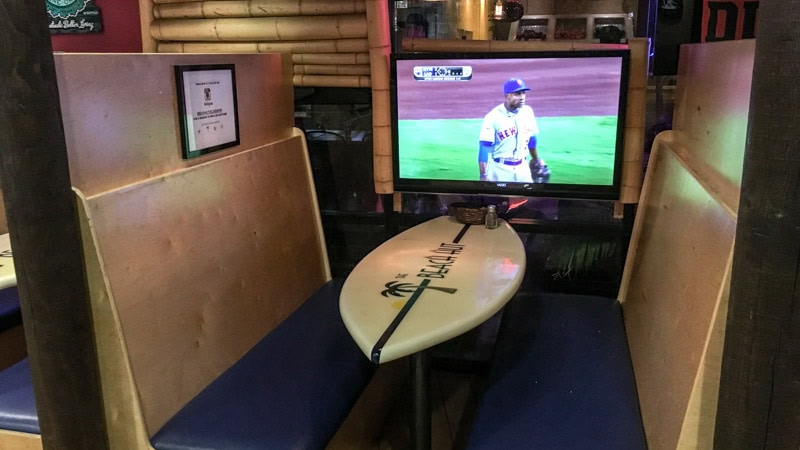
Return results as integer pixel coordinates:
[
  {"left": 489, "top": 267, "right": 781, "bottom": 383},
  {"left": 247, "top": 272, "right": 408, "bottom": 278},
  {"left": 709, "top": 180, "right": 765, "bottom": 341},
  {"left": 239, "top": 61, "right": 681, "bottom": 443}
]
[
  {"left": 0, "top": 51, "right": 404, "bottom": 449},
  {"left": 618, "top": 39, "right": 753, "bottom": 449}
]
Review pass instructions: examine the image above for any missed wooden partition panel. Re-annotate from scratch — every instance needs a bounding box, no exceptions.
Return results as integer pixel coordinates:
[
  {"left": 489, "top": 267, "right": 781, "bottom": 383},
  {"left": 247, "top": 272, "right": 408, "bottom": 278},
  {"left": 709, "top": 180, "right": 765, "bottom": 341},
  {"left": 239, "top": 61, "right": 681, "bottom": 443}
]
[
  {"left": 672, "top": 39, "right": 754, "bottom": 210},
  {"left": 619, "top": 39, "right": 755, "bottom": 449},
  {"left": 0, "top": 430, "right": 41, "bottom": 449},
  {"left": 620, "top": 141, "right": 736, "bottom": 449},
  {"left": 80, "top": 132, "right": 329, "bottom": 437},
  {"left": 54, "top": 53, "right": 294, "bottom": 196}
]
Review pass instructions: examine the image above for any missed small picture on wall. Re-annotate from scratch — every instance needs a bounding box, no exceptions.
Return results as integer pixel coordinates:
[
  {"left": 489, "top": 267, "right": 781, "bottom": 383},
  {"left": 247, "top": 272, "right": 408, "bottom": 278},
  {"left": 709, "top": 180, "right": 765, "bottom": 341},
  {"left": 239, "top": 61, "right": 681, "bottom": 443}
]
[
  {"left": 48, "top": 0, "right": 104, "bottom": 34},
  {"left": 554, "top": 17, "right": 588, "bottom": 40},
  {"left": 175, "top": 64, "right": 241, "bottom": 159}
]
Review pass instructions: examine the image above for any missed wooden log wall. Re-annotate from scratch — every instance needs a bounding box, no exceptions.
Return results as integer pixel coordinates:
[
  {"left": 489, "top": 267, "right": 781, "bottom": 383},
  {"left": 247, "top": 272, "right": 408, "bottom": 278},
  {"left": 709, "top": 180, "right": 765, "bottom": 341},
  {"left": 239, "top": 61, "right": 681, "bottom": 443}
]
[
  {"left": 146, "top": 0, "right": 373, "bottom": 88},
  {"left": 144, "top": 0, "right": 394, "bottom": 193}
]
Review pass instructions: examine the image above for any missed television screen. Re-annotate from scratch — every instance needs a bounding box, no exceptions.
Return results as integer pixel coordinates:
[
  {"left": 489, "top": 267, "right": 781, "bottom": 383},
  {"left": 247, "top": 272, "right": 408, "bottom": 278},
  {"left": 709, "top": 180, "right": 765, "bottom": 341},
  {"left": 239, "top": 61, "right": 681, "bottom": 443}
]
[{"left": 391, "top": 49, "right": 630, "bottom": 200}]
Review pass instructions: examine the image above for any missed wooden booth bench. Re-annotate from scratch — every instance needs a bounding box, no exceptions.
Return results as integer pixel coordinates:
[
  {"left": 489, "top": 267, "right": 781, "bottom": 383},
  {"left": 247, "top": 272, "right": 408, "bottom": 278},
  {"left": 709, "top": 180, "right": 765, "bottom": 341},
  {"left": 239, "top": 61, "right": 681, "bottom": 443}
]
[
  {"left": 76, "top": 129, "right": 383, "bottom": 449},
  {"left": 0, "top": 53, "right": 402, "bottom": 449},
  {"left": 467, "top": 39, "right": 753, "bottom": 449}
]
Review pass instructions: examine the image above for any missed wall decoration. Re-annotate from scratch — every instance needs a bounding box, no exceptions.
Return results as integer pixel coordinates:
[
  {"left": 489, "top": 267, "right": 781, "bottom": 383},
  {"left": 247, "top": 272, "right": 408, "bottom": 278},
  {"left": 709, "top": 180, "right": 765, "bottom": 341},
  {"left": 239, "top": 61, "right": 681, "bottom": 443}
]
[
  {"left": 175, "top": 64, "right": 241, "bottom": 159},
  {"left": 48, "top": 0, "right": 104, "bottom": 34},
  {"left": 701, "top": 0, "right": 758, "bottom": 42}
]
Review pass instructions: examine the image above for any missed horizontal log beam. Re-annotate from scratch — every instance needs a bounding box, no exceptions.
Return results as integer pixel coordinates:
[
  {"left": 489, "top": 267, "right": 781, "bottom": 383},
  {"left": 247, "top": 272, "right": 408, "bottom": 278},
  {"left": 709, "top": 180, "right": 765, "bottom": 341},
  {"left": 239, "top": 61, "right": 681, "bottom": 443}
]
[
  {"left": 293, "top": 74, "right": 370, "bottom": 88},
  {"left": 154, "top": 0, "right": 366, "bottom": 19},
  {"left": 157, "top": 38, "right": 369, "bottom": 53},
  {"left": 292, "top": 52, "right": 369, "bottom": 65},
  {"left": 151, "top": 15, "right": 367, "bottom": 41},
  {"left": 294, "top": 64, "right": 370, "bottom": 75}
]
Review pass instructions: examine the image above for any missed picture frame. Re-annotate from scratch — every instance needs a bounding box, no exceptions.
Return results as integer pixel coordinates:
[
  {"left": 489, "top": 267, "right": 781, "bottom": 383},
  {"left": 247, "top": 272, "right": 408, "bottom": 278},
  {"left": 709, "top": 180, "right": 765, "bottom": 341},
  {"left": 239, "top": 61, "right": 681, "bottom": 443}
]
[{"left": 175, "top": 64, "right": 240, "bottom": 159}]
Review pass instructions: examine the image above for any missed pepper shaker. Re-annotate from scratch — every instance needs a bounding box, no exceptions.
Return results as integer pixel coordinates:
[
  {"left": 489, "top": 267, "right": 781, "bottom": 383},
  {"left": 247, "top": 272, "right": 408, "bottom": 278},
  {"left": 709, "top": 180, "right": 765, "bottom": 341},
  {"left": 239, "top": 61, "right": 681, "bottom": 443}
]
[{"left": 485, "top": 205, "right": 498, "bottom": 229}]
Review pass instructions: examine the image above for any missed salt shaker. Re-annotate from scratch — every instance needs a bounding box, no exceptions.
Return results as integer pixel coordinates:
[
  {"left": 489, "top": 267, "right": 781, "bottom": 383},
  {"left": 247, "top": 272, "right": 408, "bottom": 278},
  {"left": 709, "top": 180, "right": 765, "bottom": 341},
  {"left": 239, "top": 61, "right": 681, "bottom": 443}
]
[{"left": 485, "top": 205, "right": 499, "bottom": 229}]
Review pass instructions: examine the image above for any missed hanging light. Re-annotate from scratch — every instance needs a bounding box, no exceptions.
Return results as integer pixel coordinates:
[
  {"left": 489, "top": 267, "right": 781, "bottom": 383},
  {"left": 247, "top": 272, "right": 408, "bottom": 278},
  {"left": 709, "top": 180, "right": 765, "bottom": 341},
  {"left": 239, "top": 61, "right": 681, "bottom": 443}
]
[{"left": 493, "top": 0, "right": 505, "bottom": 20}]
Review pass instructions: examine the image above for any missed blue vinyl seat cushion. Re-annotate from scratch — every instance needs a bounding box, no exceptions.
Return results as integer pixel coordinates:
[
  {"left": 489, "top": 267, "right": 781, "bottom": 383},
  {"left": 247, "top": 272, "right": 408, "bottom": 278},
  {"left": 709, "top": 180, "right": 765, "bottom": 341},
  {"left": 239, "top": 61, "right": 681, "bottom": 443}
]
[
  {"left": 150, "top": 278, "right": 377, "bottom": 450},
  {"left": 467, "top": 293, "right": 646, "bottom": 450},
  {"left": 0, "top": 286, "right": 21, "bottom": 333},
  {"left": 0, "top": 358, "right": 39, "bottom": 434}
]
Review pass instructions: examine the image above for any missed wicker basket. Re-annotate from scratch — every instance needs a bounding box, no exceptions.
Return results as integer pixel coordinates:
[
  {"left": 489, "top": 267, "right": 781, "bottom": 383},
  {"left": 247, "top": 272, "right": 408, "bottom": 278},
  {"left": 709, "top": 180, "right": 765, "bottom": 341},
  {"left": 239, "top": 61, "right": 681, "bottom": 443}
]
[{"left": 448, "top": 202, "right": 487, "bottom": 225}]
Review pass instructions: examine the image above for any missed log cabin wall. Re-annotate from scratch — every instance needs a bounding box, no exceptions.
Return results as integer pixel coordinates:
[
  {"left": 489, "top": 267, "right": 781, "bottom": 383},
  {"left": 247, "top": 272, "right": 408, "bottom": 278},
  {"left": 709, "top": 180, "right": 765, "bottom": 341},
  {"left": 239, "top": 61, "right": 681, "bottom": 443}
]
[
  {"left": 151, "top": 2, "right": 372, "bottom": 88},
  {"left": 143, "top": 0, "right": 395, "bottom": 193}
]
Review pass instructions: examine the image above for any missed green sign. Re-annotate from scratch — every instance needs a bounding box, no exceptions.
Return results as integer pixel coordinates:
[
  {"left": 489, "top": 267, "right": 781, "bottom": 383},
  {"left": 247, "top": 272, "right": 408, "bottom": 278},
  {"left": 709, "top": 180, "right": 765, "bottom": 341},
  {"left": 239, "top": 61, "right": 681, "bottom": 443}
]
[
  {"left": 48, "top": 1, "right": 103, "bottom": 34},
  {"left": 47, "top": 0, "right": 90, "bottom": 19}
]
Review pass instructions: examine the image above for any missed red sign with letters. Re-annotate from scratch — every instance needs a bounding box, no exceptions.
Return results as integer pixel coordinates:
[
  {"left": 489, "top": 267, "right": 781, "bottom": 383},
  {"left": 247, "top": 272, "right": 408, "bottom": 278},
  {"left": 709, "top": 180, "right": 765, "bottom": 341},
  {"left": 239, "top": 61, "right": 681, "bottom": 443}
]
[{"left": 701, "top": 0, "right": 759, "bottom": 42}]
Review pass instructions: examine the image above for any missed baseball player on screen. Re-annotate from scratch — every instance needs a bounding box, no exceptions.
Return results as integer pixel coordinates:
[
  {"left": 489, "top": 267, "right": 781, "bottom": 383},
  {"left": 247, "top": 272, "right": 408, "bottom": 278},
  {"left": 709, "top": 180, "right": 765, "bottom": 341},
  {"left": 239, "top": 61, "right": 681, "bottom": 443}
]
[{"left": 478, "top": 78, "right": 550, "bottom": 183}]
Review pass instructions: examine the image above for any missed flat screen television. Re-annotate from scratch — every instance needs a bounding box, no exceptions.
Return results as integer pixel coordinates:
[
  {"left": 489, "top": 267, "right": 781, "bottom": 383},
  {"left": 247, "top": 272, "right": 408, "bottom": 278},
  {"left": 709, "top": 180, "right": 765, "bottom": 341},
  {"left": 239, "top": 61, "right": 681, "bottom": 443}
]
[{"left": 391, "top": 49, "right": 630, "bottom": 200}]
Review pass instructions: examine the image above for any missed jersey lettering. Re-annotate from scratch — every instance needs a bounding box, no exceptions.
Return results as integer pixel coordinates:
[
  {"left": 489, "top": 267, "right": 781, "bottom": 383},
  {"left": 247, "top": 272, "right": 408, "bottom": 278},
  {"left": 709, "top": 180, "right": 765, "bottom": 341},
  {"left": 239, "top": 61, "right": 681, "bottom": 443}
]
[{"left": 497, "top": 126, "right": 517, "bottom": 141}]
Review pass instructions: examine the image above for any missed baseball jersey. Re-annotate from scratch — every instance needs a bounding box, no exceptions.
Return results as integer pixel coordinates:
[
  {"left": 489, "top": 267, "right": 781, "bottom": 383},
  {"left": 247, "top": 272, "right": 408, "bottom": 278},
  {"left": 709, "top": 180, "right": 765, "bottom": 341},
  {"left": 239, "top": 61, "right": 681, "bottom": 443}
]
[{"left": 479, "top": 104, "right": 539, "bottom": 160}]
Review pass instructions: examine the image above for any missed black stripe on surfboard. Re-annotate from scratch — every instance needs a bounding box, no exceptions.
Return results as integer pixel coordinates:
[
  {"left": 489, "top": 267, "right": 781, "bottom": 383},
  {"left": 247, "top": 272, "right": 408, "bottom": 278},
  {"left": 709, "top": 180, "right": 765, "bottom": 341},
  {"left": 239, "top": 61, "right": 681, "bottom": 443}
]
[
  {"left": 452, "top": 223, "right": 470, "bottom": 244},
  {"left": 370, "top": 223, "right": 472, "bottom": 363}
]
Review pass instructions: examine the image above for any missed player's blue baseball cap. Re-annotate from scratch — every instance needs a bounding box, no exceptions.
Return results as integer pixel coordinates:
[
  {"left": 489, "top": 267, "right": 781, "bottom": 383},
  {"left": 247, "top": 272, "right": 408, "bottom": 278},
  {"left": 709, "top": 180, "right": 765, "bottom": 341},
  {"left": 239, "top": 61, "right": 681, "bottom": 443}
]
[{"left": 503, "top": 78, "right": 530, "bottom": 95}]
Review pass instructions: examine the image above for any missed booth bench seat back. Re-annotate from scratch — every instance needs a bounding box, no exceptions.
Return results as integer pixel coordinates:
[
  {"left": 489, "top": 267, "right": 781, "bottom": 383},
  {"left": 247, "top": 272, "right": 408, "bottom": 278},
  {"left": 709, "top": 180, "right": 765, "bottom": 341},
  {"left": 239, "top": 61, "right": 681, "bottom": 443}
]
[
  {"left": 1, "top": 52, "right": 399, "bottom": 449},
  {"left": 75, "top": 130, "right": 357, "bottom": 448},
  {"left": 618, "top": 40, "right": 750, "bottom": 449},
  {"left": 468, "top": 40, "right": 750, "bottom": 449}
]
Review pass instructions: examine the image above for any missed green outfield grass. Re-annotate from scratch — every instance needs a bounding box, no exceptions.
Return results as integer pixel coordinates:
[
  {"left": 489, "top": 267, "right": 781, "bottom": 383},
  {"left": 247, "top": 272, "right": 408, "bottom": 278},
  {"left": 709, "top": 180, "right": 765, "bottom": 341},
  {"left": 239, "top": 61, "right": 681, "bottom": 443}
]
[{"left": 397, "top": 116, "right": 619, "bottom": 184}]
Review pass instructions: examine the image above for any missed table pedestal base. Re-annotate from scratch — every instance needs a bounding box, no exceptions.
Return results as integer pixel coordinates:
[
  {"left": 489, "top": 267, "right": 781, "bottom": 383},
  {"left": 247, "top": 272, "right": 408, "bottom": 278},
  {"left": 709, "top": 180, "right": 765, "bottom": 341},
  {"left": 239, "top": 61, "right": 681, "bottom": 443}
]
[{"left": 411, "top": 351, "right": 431, "bottom": 450}]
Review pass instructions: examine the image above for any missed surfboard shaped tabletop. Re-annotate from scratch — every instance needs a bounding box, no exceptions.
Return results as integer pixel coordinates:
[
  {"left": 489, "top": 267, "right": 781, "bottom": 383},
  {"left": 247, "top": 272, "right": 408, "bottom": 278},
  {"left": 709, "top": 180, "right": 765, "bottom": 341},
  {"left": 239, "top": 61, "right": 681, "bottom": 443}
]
[{"left": 340, "top": 215, "right": 526, "bottom": 364}]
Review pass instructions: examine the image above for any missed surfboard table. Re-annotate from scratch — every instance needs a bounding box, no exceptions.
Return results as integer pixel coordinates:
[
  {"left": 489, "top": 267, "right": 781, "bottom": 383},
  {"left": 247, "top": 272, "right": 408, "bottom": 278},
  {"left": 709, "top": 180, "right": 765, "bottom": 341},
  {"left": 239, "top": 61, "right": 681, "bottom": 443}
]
[
  {"left": 340, "top": 215, "right": 527, "bottom": 450},
  {"left": 0, "top": 234, "right": 15, "bottom": 290}
]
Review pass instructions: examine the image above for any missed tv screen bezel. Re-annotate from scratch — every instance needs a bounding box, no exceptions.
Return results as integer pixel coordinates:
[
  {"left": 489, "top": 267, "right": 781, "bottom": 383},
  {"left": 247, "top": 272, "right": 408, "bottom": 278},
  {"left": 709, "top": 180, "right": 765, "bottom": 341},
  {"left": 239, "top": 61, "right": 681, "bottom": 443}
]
[{"left": 390, "top": 49, "right": 631, "bottom": 201}]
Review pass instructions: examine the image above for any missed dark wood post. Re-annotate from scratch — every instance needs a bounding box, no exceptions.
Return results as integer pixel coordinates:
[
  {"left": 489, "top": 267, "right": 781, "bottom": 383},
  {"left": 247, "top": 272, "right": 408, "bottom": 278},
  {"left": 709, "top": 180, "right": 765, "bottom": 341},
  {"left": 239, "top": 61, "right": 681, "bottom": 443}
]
[
  {"left": 0, "top": 2, "right": 109, "bottom": 449},
  {"left": 715, "top": 1, "right": 800, "bottom": 448}
]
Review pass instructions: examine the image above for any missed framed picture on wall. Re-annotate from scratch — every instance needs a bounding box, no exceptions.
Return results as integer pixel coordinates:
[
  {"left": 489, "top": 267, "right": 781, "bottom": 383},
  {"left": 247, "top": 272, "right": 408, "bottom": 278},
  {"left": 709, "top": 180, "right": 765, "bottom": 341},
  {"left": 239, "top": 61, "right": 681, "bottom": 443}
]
[{"left": 175, "top": 64, "right": 240, "bottom": 159}]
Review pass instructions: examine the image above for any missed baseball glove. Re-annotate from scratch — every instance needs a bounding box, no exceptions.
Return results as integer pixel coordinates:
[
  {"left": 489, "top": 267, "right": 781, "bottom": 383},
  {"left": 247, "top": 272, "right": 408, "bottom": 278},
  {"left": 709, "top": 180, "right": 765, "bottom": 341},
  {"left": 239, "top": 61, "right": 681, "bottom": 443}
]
[{"left": 530, "top": 159, "right": 551, "bottom": 183}]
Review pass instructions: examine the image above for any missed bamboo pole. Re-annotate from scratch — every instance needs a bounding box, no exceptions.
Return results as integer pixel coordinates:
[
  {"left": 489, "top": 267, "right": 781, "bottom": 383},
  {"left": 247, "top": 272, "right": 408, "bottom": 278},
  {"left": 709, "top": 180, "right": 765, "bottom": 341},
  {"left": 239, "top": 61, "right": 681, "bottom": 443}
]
[
  {"left": 159, "top": 42, "right": 259, "bottom": 53},
  {"left": 294, "top": 64, "right": 370, "bottom": 75},
  {"left": 292, "top": 53, "right": 370, "bottom": 65},
  {"left": 365, "top": 0, "right": 392, "bottom": 194},
  {"left": 293, "top": 74, "right": 371, "bottom": 87},
  {"left": 154, "top": 0, "right": 367, "bottom": 19},
  {"left": 401, "top": 37, "right": 630, "bottom": 52},
  {"left": 139, "top": 0, "right": 157, "bottom": 52},
  {"left": 150, "top": 15, "right": 368, "bottom": 41},
  {"left": 157, "top": 38, "right": 369, "bottom": 54},
  {"left": 620, "top": 37, "right": 648, "bottom": 204}
]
